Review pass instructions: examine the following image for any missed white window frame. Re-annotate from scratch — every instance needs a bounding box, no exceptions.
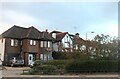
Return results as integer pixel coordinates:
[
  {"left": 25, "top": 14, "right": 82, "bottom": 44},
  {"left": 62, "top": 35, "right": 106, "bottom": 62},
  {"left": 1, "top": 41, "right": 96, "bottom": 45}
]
[
  {"left": 30, "top": 40, "right": 33, "bottom": 45},
  {"left": 44, "top": 54, "right": 47, "bottom": 60},
  {"left": 30, "top": 40, "right": 36, "bottom": 45},
  {"left": 11, "top": 39, "right": 14, "bottom": 46},
  {"left": 41, "top": 41, "right": 44, "bottom": 47},
  {"left": 48, "top": 41, "right": 51, "bottom": 48},
  {"left": 14, "top": 40, "right": 18, "bottom": 47},
  {"left": 11, "top": 39, "right": 18, "bottom": 47},
  {"left": 40, "top": 54, "right": 44, "bottom": 60},
  {"left": 44, "top": 41, "right": 47, "bottom": 47},
  {"left": 33, "top": 40, "right": 36, "bottom": 45}
]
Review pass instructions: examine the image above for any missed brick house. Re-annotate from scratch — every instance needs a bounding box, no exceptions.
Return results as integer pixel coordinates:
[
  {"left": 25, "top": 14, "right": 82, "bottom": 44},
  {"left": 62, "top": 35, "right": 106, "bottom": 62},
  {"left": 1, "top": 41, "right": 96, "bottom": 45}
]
[
  {"left": 0, "top": 25, "right": 54, "bottom": 66},
  {"left": 69, "top": 33, "right": 86, "bottom": 52}
]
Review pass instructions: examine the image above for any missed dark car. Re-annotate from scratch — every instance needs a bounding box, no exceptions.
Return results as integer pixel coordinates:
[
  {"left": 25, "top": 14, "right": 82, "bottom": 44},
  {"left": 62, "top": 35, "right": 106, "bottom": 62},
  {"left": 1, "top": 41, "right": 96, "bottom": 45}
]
[{"left": 7, "top": 57, "right": 24, "bottom": 67}]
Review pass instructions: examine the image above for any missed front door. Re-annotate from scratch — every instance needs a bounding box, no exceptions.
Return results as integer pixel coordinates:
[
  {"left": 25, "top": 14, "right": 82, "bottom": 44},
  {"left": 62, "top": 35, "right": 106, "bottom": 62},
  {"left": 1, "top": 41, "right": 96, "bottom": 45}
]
[{"left": 28, "top": 54, "right": 34, "bottom": 65}]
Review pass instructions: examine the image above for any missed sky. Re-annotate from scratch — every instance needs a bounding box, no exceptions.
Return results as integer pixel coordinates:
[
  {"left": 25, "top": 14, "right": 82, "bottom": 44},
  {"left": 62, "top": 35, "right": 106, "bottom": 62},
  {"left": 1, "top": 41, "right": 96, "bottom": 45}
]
[{"left": 0, "top": 1, "right": 118, "bottom": 40}]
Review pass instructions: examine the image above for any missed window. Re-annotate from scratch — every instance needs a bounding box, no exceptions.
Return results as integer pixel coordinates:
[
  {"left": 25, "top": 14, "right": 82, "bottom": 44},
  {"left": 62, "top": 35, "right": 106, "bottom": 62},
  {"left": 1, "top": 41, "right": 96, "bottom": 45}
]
[
  {"left": 30, "top": 40, "right": 33, "bottom": 45},
  {"left": 21, "top": 41, "right": 22, "bottom": 45},
  {"left": 40, "top": 54, "right": 49, "bottom": 60},
  {"left": 30, "top": 40, "right": 36, "bottom": 45},
  {"left": 40, "top": 54, "right": 44, "bottom": 60},
  {"left": 44, "top": 54, "right": 47, "bottom": 60},
  {"left": 11, "top": 39, "right": 18, "bottom": 47},
  {"left": 41, "top": 41, "right": 44, "bottom": 47},
  {"left": 48, "top": 41, "right": 51, "bottom": 47},
  {"left": 44, "top": 41, "right": 47, "bottom": 47},
  {"left": 33, "top": 40, "right": 36, "bottom": 45},
  {"left": 14, "top": 40, "right": 18, "bottom": 46},
  {"left": 11, "top": 39, "right": 14, "bottom": 46}
]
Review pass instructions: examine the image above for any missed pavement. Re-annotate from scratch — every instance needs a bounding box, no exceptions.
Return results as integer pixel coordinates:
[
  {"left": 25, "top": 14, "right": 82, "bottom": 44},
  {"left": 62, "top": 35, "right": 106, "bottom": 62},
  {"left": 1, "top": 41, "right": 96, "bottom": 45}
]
[{"left": 1, "top": 66, "right": 120, "bottom": 79}]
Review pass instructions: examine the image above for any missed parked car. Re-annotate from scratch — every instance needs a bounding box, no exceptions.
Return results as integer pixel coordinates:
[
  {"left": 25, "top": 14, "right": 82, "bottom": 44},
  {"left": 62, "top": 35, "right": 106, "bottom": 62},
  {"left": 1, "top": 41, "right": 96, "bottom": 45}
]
[{"left": 7, "top": 57, "right": 24, "bottom": 67}]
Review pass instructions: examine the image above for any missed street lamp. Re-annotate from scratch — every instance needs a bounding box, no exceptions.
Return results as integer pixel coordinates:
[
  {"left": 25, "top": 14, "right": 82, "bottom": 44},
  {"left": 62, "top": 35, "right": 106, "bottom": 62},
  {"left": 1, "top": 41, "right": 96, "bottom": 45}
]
[
  {"left": 86, "top": 31, "right": 95, "bottom": 53},
  {"left": 86, "top": 31, "right": 94, "bottom": 41}
]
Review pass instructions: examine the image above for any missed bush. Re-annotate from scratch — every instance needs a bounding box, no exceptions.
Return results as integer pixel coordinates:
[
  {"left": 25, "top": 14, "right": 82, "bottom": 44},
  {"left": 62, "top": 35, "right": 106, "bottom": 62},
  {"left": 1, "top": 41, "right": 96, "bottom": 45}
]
[
  {"left": 34, "top": 60, "right": 72, "bottom": 69},
  {"left": 52, "top": 51, "right": 89, "bottom": 60},
  {"left": 66, "top": 60, "right": 118, "bottom": 73},
  {"left": 31, "top": 65, "right": 57, "bottom": 75}
]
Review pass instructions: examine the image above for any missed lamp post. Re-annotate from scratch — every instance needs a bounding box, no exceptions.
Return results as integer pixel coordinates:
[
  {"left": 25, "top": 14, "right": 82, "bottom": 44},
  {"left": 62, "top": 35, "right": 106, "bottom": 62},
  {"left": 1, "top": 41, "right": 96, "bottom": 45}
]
[
  {"left": 86, "top": 31, "right": 94, "bottom": 41},
  {"left": 86, "top": 31, "right": 95, "bottom": 53}
]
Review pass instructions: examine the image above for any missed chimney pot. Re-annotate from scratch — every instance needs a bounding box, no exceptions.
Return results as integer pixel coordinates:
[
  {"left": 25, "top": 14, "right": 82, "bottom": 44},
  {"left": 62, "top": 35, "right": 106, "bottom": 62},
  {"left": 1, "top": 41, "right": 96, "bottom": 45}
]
[{"left": 46, "top": 29, "right": 48, "bottom": 32}]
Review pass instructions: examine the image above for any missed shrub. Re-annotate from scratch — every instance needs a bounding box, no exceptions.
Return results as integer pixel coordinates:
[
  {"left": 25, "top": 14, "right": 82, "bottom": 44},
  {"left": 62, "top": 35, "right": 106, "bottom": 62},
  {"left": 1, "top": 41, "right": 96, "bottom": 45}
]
[
  {"left": 66, "top": 60, "right": 118, "bottom": 73},
  {"left": 32, "top": 65, "right": 57, "bottom": 75},
  {"left": 52, "top": 51, "right": 89, "bottom": 60}
]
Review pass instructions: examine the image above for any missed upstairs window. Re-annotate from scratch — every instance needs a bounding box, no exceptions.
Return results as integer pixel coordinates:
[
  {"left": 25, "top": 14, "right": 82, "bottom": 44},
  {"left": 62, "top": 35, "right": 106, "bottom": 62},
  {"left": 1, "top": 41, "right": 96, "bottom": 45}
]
[
  {"left": 48, "top": 41, "right": 51, "bottom": 48},
  {"left": 40, "top": 41, "right": 44, "bottom": 47},
  {"left": 11, "top": 39, "right": 14, "bottom": 46},
  {"left": 30, "top": 40, "right": 36, "bottom": 45},
  {"left": 33, "top": 40, "right": 36, "bottom": 45},
  {"left": 11, "top": 39, "right": 18, "bottom": 47},
  {"left": 44, "top": 41, "right": 47, "bottom": 47}
]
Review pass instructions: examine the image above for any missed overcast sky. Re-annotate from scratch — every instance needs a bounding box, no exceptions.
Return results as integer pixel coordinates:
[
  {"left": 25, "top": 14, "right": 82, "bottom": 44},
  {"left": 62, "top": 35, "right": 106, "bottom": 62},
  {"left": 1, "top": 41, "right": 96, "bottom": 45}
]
[{"left": 0, "top": 1, "right": 118, "bottom": 39}]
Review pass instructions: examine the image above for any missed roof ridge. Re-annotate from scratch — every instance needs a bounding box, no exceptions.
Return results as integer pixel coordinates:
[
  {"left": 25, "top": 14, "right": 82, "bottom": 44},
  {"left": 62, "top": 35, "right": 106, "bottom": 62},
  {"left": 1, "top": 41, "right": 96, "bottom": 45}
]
[{"left": 26, "top": 27, "right": 33, "bottom": 37}]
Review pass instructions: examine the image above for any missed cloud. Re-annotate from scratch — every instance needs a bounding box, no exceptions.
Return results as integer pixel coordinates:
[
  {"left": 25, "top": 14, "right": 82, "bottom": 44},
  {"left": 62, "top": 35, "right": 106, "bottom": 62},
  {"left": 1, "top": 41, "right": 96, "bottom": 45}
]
[
  {"left": 0, "top": 9, "right": 48, "bottom": 34},
  {"left": 90, "top": 21, "right": 118, "bottom": 37}
]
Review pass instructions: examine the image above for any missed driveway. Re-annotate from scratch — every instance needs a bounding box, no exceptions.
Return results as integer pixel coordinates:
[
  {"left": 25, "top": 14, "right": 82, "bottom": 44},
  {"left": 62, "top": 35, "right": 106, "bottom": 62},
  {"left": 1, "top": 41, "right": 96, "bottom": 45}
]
[{"left": 2, "top": 66, "right": 31, "bottom": 77}]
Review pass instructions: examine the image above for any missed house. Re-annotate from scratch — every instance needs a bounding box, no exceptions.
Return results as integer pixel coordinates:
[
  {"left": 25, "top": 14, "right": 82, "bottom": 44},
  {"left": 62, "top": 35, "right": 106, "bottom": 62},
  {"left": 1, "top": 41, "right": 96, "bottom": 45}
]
[
  {"left": 0, "top": 25, "right": 54, "bottom": 66},
  {"left": 51, "top": 31, "right": 73, "bottom": 52},
  {"left": 69, "top": 33, "right": 86, "bottom": 52}
]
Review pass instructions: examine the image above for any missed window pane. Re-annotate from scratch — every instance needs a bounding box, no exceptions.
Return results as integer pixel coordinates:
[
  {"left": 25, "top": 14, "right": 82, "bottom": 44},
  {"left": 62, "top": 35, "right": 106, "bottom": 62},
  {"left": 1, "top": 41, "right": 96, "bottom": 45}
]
[
  {"left": 11, "top": 39, "right": 14, "bottom": 46},
  {"left": 44, "top": 41, "right": 47, "bottom": 47},
  {"left": 44, "top": 54, "right": 47, "bottom": 60},
  {"left": 40, "top": 54, "right": 44, "bottom": 60},
  {"left": 33, "top": 40, "right": 36, "bottom": 45},
  {"left": 30, "top": 40, "right": 33, "bottom": 45},
  {"left": 14, "top": 40, "right": 18, "bottom": 46},
  {"left": 41, "top": 41, "right": 43, "bottom": 47},
  {"left": 48, "top": 41, "right": 50, "bottom": 47}
]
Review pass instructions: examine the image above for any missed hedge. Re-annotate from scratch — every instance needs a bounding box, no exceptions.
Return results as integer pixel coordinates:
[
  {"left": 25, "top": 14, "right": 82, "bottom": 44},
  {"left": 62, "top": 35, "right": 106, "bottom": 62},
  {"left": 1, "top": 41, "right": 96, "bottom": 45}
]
[
  {"left": 30, "top": 60, "right": 118, "bottom": 75},
  {"left": 52, "top": 51, "right": 89, "bottom": 60},
  {"left": 31, "top": 65, "right": 57, "bottom": 75},
  {"left": 66, "top": 60, "right": 118, "bottom": 73},
  {"left": 33, "top": 60, "right": 72, "bottom": 69}
]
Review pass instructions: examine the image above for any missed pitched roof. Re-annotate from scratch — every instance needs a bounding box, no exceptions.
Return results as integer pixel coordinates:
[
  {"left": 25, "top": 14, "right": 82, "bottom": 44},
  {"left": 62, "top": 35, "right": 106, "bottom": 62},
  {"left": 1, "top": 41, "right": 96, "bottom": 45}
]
[
  {"left": 1, "top": 25, "right": 28, "bottom": 39},
  {"left": 1, "top": 25, "right": 53, "bottom": 41},
  {"left": 56, "top": 32, "right": 67, "bottom": 41},
  {"left": 39, "top": 32, "right": 54, "bottom": 41},
  {"left": 72, "top": 34, "right": 86, "bottom": 45},
  {"left": 50, "top": 30, "right": 62, "bottom": 34}
]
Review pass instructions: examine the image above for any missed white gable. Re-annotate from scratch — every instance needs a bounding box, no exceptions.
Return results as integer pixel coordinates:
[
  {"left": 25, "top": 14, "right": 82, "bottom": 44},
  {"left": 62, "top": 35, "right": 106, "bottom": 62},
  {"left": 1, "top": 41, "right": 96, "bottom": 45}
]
[{"left": 62, "top": 34, "right": 72, "bottom": 48}]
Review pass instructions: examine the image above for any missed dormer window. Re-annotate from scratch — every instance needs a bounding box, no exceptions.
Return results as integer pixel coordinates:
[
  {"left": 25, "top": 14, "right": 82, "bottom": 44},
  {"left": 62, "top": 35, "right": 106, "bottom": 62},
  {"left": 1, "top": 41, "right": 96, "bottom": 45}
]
[{"left": 30, "top": 40, "right": 36, "bottom": 45}]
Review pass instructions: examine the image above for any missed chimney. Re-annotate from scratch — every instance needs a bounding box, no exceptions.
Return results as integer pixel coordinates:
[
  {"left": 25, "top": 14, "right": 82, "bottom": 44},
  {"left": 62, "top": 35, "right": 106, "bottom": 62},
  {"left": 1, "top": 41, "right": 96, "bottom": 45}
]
[
  {"left": 45, "top": 29, "right": 48, "bottom": 32},
  {"left": 75, "top": 33, "right": 79, "bottom": 39}
]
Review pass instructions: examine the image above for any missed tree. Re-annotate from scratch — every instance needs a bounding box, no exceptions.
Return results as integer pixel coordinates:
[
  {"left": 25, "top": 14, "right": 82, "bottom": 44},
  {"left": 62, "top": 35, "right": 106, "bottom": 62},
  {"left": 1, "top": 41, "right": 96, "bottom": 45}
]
[{"left": 91, "top": 34, "right": 118, "bottom": 60}]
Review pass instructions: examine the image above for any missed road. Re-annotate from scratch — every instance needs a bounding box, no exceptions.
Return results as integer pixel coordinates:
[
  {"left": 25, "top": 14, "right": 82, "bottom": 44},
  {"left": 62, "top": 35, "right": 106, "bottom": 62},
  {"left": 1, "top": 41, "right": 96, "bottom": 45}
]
[
  {"left": 1, "top": 75, "right": 120, "bottom": 79},
  {"left": 1, "top": 77, "right": 119, "bottom": 79}
]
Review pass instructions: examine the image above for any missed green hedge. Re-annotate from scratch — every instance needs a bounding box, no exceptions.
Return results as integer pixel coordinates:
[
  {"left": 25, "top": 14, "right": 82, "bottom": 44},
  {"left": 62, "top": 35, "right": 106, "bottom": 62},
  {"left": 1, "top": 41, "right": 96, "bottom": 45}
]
[
  {"left": 66, "top": 60, "right": 118, "bottom": 73},
  {"left": 34, "top": 60, "right": 72, "bottom": 69},
  {"left": 30, "top": 60, "right": 118, "bottom": 75},
  {"left": 31, "top": 65, "right": 57, "bottom": 75},
  {"left": 52, "top": 51, "right": 89, "bottom": 60}
]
